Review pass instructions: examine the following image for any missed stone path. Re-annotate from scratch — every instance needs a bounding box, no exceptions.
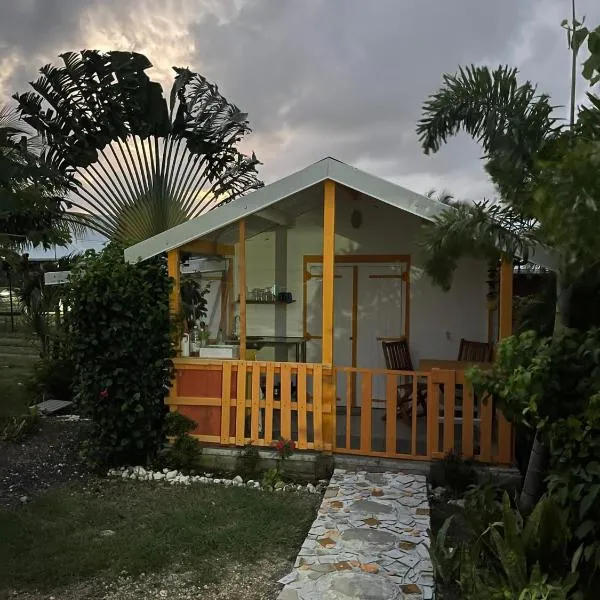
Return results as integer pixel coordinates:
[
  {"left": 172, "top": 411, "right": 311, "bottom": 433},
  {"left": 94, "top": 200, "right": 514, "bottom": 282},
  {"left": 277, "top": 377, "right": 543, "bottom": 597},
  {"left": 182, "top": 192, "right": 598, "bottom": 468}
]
[{"left": 276, "top": 469, "right": 434, "bottom": 600}]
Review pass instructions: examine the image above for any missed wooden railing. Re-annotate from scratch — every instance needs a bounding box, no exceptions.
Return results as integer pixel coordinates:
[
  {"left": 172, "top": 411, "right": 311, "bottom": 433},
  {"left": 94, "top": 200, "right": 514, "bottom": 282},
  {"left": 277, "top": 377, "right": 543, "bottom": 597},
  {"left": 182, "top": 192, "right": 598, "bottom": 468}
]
[
  {"left": 333, "top": 366, "right": 513, "bottom": 465},
  {"left": 168, "top": 359, "right": 333, "bottom": 451},
  {"left": 168, "top": 359, "right": 513, "bottom": 465}
]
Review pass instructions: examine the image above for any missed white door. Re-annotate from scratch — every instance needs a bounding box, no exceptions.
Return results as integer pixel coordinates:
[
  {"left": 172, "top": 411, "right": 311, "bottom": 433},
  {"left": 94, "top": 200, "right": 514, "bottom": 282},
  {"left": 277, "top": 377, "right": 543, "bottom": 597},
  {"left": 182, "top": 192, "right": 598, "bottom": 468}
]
[
  {"left": 356, "top": 263, "right": 407, "bottom": 401},
  {"left": 305, "top": 263, "right": 353, "bottom": 369}
]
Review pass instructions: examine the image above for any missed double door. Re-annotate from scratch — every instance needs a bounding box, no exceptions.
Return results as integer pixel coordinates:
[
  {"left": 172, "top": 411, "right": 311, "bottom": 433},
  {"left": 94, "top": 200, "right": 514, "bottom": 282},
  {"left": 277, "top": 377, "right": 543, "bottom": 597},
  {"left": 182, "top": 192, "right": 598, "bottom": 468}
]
[{"left": 305, "top": 258, "right": 408, "bottom": 403}]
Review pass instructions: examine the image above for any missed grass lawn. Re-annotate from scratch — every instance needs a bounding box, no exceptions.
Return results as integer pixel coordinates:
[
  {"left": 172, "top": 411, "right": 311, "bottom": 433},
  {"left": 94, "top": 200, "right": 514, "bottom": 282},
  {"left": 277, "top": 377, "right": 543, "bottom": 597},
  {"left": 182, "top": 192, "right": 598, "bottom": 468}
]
[{"left": 0, "top": 479, "right": 319, "bottom": 595}]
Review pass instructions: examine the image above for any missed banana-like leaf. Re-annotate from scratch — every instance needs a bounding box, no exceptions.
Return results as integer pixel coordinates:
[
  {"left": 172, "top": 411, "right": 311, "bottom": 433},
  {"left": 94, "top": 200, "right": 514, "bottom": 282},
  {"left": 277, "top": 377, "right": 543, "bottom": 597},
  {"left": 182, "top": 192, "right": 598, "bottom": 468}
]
[{"left": 14, "top": 51, "right": 263, "bottom": 246}]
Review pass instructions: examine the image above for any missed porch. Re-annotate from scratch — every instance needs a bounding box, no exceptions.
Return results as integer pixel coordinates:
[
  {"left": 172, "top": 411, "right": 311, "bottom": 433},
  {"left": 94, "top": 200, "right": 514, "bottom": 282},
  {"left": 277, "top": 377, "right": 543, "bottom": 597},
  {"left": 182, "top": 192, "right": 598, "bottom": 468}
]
[
  {"left": 124, "top": 158, "right": 517, "bottom": 466},
  {"left": 169, "top": 358, "right": 513, "bottom": 465}
]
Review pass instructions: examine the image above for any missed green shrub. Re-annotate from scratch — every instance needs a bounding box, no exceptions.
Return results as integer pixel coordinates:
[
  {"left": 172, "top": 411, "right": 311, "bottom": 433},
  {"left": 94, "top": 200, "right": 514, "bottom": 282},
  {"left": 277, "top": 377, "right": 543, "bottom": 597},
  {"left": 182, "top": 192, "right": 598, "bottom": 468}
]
[
  {"left": 262, "top": 467, "right": 283, "bottom": 489},
  {"left": 27, "top": 356, "right": 75, "bottom": 402},
  {"left": 66, "top": 245, "right": 173, "bottom": 468},
  {"left": 0, "top": 409, "right": 40, "bottom": 442},
  {"left": 237, "top": 443, "right": 260, "bottom": 478},
  {"left": 429, "top": 450, "right": 478, "bottom": 496},
  {"left": 160, "top": 435, "right": 203, "bottom": 472},
  {"left": 471, "top": 328, "right": 600, "bottom": 594},
  {"left": 431, "top": 488, "right": 577, "bottom": 599},
  {"left": 164, "top": 411, "right": 197, "bottom": 437}
]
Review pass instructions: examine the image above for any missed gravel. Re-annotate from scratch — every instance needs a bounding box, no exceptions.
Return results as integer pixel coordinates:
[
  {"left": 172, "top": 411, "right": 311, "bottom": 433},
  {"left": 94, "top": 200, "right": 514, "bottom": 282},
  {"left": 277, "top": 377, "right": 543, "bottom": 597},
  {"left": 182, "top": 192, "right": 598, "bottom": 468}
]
[
  {"left": 7, "top": 557, "right": 294, "bottom": 600},
  {"left": 0, "top": 417, "right": 88, "bottom": 506}
]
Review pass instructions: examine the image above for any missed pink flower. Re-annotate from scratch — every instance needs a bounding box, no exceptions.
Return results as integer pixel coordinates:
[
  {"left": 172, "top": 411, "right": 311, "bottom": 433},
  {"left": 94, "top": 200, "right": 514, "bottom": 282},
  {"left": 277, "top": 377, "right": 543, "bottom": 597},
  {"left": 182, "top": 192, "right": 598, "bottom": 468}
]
[{"left": 99, "top": 389, "right": 109, "bottom": 398}]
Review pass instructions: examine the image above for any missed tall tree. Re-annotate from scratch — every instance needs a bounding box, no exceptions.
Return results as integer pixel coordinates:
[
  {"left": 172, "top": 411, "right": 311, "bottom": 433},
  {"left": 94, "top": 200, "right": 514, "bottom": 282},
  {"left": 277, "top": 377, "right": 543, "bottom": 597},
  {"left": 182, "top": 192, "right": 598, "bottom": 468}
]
[
  {"left": 14, "top": 51, "right": 262, "bottom": 245},
  {"left": 417, "top": 11, "right": 600, "bottom": 510}
]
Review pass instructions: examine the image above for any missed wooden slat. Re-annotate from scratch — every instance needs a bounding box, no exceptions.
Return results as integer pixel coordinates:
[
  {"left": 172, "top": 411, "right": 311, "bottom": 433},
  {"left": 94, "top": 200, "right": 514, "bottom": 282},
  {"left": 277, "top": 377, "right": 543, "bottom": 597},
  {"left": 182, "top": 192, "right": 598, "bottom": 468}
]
[
  {"left": 250, "top": 363, "right": 261, "bottom": 441},
  {"left": 427, "top": 371, "right": 439, "bottom": 458},
  {"left": 167, "top": 250, "right": 180, "bottom": 318},
  {"left": 235, "top": 362, "right": 247, "bottom": 445},
  {"left": 411, "top": 376, "right": 418, "bottom": 456},
  {"left": 297, "top": 364, "right": 308, "bottom": 449},
  {"left": 238, "top": 219, "right": 247, "bottom": 357},
  {"left": 220, "top": 362, "right": 232, "bottom": 444},
  {"left": 264, "top": 363, "right": 275, "bottom": 444},
  {"left": 166, "top": 397, "right": 222, "bottom": 406},
  {"left": 346, "top": 370, "right": 352, "bottom": 450},
  {"left": 385, "top": 373, "right": 396, "bottom": 455},
  {"left": 480, "top": 394, "right": 493, "bottom": 462},
  {"left": 462, "top": 379, "right": 475, "bottom": 458},
  {"left": 280, "top": 365, "right": 292, "bottom": 439},
  {"left": 442, "top": 370, "right": 456, "bottom": 454},
  {"left": 313, "top": 365, "right": 323, "bottom": 449},
  {"left": 496, "top": 412, "right": 513, "bottom": 464},
  {"left": 360, "top": 372, "right": 372, "bottom": 453},
  {"left": 322, "top": 180, "right": 336, "bottom": 365}
]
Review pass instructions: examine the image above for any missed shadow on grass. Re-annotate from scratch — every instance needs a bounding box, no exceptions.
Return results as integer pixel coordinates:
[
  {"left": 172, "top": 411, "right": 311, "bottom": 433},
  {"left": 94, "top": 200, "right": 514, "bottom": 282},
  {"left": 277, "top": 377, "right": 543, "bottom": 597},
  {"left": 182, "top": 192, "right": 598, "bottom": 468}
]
[{"left": 0, "top": 479, "right": 319, "bottom": 592}]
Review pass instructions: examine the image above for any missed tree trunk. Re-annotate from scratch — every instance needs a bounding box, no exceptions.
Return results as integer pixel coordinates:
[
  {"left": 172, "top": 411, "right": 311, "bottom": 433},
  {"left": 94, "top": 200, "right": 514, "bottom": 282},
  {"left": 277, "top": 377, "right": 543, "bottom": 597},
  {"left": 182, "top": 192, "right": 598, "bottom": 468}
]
[{"left": 519, "top": 269, "right": 571, "bottom": 511}]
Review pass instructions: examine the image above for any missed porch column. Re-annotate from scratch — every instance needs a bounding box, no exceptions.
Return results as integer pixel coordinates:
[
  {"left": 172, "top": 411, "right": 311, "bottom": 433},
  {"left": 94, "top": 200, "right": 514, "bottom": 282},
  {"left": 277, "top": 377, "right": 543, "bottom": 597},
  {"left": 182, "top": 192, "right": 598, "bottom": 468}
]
[
  {"left": 321, "top": 180, "right": 336, "bottom": 453},
  {"left": 322, "top": 180, "right": 336, "bottom": 365},
  {"left": 238, "top": 219, "right": 247, "bottom": 358},
  {"left": 498, "top": 256, "right": 513, "bottom": 339},
  {"left": 167, "top": 250, "right": 181, "bottom": 317}
]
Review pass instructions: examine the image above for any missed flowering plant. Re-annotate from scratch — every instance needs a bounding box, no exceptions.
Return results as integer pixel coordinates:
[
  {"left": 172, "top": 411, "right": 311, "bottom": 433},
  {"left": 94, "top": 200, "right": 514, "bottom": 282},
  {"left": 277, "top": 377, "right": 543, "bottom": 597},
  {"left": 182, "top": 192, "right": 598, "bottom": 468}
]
[{"left": 273, "top": 437, "right": 295, "bottom": 461}]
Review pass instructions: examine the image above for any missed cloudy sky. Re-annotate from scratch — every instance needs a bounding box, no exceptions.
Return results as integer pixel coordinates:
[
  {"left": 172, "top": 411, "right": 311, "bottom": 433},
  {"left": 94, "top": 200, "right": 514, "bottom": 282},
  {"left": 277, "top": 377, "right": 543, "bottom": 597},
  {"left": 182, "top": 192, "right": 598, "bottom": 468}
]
[{"left": 1, "top": 0, "right": 599, "bottom": 200}]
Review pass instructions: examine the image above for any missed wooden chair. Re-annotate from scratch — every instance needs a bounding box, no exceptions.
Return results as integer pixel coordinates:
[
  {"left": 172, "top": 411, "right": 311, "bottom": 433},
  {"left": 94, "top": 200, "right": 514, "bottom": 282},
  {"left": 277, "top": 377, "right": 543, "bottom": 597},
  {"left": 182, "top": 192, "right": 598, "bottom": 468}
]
[
  {"left": 457, "top": 339, "right": 494, "bottom": 362},
  {"left": 382, "top": 337, "right": 427, "bottom": 419}
]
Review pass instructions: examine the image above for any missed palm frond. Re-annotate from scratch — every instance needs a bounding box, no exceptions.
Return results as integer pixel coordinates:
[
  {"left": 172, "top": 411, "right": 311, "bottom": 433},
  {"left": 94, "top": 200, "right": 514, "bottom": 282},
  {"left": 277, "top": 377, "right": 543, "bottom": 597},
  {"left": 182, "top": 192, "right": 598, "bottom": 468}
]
[
  {"left": 418, "top": 66, "right": 560, "bottom": 208},
  {"left": 420, "top": 200, "right": 539, "bottom": 290},
  {"left": 14, "top": 53, "right": 262, "bottom": 246}
]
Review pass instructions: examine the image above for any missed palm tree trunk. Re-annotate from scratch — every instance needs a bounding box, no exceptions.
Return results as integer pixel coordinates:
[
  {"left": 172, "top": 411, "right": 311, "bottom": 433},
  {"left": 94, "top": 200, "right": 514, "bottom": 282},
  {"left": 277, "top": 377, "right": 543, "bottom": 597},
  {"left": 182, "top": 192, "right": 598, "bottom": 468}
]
[{"left": 519, "top": 270, "right": 570, "bottom": 511}]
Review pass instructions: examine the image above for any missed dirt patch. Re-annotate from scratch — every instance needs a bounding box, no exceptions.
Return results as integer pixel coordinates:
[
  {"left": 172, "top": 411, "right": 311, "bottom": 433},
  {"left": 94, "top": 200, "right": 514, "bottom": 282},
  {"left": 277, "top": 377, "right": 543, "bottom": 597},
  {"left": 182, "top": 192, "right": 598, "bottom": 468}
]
[
  {"left": 5, "top": 558, "right": 292, "bottom": 600},
  {"left": 0, "top": 417, "right": 88, "bottom": 506}
]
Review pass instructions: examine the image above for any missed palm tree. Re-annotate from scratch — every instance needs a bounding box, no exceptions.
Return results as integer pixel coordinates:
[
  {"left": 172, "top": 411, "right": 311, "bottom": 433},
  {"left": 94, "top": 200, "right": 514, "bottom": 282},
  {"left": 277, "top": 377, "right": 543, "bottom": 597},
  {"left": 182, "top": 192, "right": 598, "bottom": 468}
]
[
  {"left": 0, "top": 105, "right": 72, "bottom": 257},
  {"left": 14, "top": 51, "right": 262, "bottom": 246},
  {"left": 416, "top": 12, "right": 600, "bottom": 510}
]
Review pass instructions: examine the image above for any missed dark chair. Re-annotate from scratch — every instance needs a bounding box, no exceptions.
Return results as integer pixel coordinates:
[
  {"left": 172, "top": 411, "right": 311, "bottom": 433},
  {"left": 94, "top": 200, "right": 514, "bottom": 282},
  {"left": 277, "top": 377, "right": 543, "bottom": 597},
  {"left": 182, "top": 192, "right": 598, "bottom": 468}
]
[
  {"left": 457, "top": 339, "right": 494, "bottom": 362},
  {"left": 382, "top": 337, "right": 427, "bottom": 419}
]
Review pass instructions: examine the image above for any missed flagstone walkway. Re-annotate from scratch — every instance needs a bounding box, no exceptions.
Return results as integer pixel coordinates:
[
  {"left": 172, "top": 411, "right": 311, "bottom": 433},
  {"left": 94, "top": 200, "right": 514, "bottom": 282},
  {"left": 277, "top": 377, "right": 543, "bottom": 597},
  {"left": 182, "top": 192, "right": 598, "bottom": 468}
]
[{"left": 277, "top": 469, "right": 434, "bottom": 600}]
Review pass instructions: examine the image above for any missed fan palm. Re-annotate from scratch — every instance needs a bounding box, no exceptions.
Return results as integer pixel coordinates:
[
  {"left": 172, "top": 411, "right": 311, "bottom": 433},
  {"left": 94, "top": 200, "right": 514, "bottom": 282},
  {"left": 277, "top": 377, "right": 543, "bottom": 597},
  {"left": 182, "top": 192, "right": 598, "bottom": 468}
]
[{"left": 13, "top": 51, "right": 263, "bottom": 246}]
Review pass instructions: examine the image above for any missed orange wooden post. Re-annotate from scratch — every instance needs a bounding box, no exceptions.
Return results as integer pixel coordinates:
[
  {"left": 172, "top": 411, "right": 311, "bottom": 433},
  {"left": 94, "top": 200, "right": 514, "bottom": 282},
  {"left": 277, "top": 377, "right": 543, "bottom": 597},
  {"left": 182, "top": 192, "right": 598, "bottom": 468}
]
[
  {"left": 321, "top": 180, "right": 336, "bottom": 452},
  {"left": 167, "top": 250, "right": 181, "bottom": 317},
  {"left": 497, "top": 256, "right": 514, "bottom": 463},
  {"left": 238, "top": 220, "right": 247, "bottom": 359}
]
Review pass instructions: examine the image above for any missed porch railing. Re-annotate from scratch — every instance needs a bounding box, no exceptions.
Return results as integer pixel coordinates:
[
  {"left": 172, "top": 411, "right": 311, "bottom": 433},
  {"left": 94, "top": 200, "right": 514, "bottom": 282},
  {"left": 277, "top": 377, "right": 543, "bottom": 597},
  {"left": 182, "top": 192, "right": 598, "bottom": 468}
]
[
  {"left": 168, "top": 359, "right": 513, "bottom": 465},
  {"left": 333, "top": 366, "right": 513, "bottom": 464},
  {"left": 168, "top": 359, "right": 333, "bottom": 451}
]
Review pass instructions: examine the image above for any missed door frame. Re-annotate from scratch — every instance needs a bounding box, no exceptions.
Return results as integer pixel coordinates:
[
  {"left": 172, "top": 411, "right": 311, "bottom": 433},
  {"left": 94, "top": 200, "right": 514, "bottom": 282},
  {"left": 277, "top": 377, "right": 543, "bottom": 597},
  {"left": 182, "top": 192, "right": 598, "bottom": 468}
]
[{"left": 303, "top": 254, "right": 411, "bottom": 367}]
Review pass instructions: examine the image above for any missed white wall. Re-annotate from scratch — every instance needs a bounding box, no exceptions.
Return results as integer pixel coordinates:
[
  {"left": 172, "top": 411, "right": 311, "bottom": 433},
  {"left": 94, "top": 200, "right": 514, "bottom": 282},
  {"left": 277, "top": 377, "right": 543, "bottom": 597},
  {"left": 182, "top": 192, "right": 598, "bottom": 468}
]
[{"left": 224, "top": 189, "right": 488, "bottom": 365}]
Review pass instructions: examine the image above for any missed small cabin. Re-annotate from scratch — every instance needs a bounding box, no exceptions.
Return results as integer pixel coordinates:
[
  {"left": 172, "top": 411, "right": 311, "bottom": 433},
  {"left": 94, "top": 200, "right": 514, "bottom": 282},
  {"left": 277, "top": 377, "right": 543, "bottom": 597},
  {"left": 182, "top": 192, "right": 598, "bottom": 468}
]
[{"left": 125, "top": 157, "right": 554, "bottom": 465}]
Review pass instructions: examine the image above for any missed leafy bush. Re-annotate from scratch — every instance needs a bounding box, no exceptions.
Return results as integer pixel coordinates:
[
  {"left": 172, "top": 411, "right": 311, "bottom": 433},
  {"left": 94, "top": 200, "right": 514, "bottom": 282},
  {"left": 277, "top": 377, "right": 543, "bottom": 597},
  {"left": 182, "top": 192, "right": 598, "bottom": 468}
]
[
  {"left": 237, "top": 443, "right": 260, "bottom": 478},
  {"left": 262, "top": 467, "right": 283, "bottom": 489},
  {"left": 164, "top": 411, "right": 197, "bottom": 437},
  {"left": 429, "top": 450, "right": 478, "bottom": 496},
  {"left": 66, "top": 245, "right": 173, "bottom": 468},
  {"left": 158, "top": 411, "right": 203, "bottom": 472},
  {"left": 0, "top": 409, "right": 40, "bottom": 442},
  {"left": 27, "top": 357, "right": 75, "bottom": 402},
  {"left": 471, "top": 328, "right": 600, "bottom": 593},
  {"left": 431, "top": 488, "right": 576, "bottom": 599}
]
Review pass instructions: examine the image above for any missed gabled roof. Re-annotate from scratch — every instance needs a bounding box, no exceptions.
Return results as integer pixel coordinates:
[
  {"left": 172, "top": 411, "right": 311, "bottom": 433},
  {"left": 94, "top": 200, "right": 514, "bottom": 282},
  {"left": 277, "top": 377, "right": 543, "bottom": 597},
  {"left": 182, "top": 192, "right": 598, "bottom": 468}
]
[{"left": 124, "top": 156, "right": 557, "bottom": 270}]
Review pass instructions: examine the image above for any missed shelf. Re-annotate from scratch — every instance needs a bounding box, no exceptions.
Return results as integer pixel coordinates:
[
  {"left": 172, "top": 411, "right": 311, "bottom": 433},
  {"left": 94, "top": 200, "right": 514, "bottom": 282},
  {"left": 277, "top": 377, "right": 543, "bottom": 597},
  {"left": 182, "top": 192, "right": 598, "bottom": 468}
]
[{"left": 234, "top": 299, "right": 296, "bottom": 305}]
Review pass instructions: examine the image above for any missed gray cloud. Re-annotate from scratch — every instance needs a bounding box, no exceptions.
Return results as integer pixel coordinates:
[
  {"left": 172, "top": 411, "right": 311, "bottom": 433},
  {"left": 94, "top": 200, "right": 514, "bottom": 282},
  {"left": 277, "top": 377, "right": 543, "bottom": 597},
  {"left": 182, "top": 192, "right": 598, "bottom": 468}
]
[{"left": 1, "top": 0, "right": 599, "bottom": 199}]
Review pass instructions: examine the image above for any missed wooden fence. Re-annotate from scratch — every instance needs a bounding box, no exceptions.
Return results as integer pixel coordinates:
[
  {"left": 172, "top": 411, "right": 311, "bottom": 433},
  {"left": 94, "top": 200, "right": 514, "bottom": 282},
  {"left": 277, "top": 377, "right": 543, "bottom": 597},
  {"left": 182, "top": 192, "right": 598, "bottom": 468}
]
[
  {"left": 168, "top": 359, "right": 333, "bottom": 451},
  {"left": 168, "top": 359, "right": 513, "bottom": 465}
]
